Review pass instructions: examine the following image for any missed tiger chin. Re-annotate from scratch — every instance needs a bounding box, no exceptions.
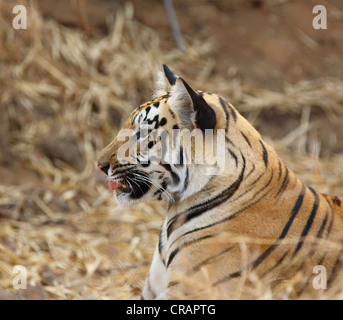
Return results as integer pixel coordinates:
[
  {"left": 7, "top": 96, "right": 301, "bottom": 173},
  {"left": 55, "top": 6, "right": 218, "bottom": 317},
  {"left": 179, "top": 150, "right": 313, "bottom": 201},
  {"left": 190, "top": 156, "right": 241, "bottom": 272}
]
[{"left": 97, "top": 65, "right": 343, "bottom": 299}]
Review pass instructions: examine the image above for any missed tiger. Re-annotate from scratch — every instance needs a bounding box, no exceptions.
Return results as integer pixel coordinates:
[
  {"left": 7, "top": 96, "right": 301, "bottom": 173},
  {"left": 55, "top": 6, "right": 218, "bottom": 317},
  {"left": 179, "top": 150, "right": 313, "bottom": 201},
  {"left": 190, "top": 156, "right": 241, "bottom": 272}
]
[{"left": 97, "top": 65, "right": 343, "bottom": 299}]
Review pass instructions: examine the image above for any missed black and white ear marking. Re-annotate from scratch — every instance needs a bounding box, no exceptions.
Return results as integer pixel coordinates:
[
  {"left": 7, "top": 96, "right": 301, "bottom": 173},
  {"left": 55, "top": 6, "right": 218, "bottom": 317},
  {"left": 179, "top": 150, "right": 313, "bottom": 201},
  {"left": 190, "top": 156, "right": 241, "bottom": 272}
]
[
  {"left": 152, "top": 64, "right": 178, "bottom": 99},
  {"left": 180, "top": 79, "right": 216, "bottom": 130},
  {"left": 163, "top": 64, "right": 178, "bottom": 86},
  {"left": 159, "top": 65, "right": 216, "bottom": 130}
]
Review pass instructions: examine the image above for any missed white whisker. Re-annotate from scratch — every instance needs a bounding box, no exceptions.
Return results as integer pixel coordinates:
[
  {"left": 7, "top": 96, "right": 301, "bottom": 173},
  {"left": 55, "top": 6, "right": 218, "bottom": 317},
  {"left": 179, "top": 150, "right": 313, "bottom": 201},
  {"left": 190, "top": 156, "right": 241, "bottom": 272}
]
[{"left": 131, "top": 171, "right": 175, "bottom": 203}]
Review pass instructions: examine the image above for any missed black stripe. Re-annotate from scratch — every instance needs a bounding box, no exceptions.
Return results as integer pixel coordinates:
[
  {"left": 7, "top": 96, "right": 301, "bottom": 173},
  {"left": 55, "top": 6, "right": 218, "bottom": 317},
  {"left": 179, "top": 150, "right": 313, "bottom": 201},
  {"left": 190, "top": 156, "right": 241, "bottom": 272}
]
[
  {"left": 261, "top": 252, "right": 288, "bottom": 277},
  {"left": 214, "top": 271, "right": 241, "bottom": 285},
  {"left": 244, "top": 163, "right": 256, "bottom": 180},
  {"left": 212, "top": 178, "right": 277, "bottom": 277},
  {"left": 327, "top": 241, "right": 343, "bottom": 286},
  {"left": 227, "top": 103, "right": 237, "bottom": 122},
  {"left": 251, "top": 170, "right": 274, "bottom": 199},
  {"left": 235, "top": 172, "right": 263, "bottom": 197},
  {"left": 166, "top": 234, "right": 213, "bottom": 268},
  {"left": 143, "top": 106, "right": 151, "bottom": 121},
  {"left": 316, "top": 211, "right": 329, "bottom": 239},
  {"left": 259, "top": 140, "right": 268, "bottom": 168},
  {"left": 225, "top": 136, "right": 237, "bottom": 148},
  {"left": 279, "top": 183, "right": 306, "bottom": 239},
  {"left": 112, "top": 164, "right": 136, "bottom": 176},
  {"left": 161, "top": 163, "right": 180, "bottom": 184},
  {"left": 192, "top": 247, "right": 233, "bottom": 273},
  {"left": 218, "top": 97, "right": 229, "bottom": 129},
  {"left": 158, "top": 226, "right": 164, "bottom": 255},
  {"left": 215, "top": 184, "right": 306, "bottom": 285},
  {"left": 169, "top": 108, "right": 176, "bottom": 118},
  {"left": 167, "top": 162, "right": 275, "bottom": 252},
  {"left": 241, "top": 131, "right": 252, "bottom": 148},
  {"left": 228, "top": 149, "right": 238, "bottom": 167},
  {"left": 287, "top": 209, "right": 329, "bottom": 291},
  {"left": 166, "top": 220, "right": 174, "bottom": 239},
  {"left": 178, "top": 180, "right": 274, "bottom": 242},
  {"left": 218, "top": 96, "right": 237, "bottom": 122},
  {"left": 292, "top": 187, "right": 319, "bottom": 257},
  {"left": 183, "top": 167, "right": 189, "bottom": 192},
  {"left": 227, "top": 169, "right": 266, "bottom": 205},
  {"left": 178, "top": 146, "right": 184, "bottom": 166},
  {"left": 275, "top": 166, "right": 290, "bottom": 199},
  {"left": 292, "top": 210, "right": 331, "bottom": 297},
  {"left": 183, "top": 156, "right": 245, "bottom": 224},
  {"left": 166, "top": 248, "right": 179, "bottom": 267},
  {"left": 126, "top": 171, "right": 152, "bottom": 199},
  {"left": 166, "top": 154, "right": 246, "bottom": 239},
  {"left": 317, "top": 197, "right": 336, "bottom": 274}
]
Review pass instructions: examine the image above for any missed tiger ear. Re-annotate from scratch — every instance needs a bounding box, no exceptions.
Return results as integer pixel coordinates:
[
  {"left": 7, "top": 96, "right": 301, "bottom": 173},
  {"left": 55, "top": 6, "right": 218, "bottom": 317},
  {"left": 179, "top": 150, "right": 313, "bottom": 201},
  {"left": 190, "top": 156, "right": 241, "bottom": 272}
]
[
  {"left": 180, "top": 78, "right": 216, "bottom": 130},
  {"left": 169, "top": 77, "right": 217, "bottom": 130},
  {"left": 152, "top": 64, "right": 179, "bottom": 99},
  {"left": 163, "top": 64, "right": 178, "bottom": 85}
]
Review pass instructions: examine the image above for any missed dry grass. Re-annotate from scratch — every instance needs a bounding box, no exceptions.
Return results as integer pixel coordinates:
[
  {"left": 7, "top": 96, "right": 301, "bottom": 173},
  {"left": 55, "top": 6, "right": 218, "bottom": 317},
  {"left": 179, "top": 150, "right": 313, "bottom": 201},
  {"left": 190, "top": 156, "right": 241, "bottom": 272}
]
[{"left": 0, "top": 0, "right": 342, "bottom": 300}]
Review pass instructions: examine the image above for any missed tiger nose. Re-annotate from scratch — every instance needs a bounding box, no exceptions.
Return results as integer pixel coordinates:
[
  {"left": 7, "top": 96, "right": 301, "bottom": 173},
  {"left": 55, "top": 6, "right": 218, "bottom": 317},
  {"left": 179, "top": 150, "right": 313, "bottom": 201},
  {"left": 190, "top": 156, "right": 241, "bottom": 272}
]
[{"left": 97, "top": 162, "right": 110, "bottom": 175}]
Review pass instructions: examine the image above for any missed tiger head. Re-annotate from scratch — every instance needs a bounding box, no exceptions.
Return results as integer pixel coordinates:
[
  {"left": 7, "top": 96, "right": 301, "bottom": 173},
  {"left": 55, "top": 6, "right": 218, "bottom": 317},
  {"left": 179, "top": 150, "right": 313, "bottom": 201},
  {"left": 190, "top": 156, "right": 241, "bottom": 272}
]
[{"left": 97, "top": 65, "right": 230, "bottom": 207}]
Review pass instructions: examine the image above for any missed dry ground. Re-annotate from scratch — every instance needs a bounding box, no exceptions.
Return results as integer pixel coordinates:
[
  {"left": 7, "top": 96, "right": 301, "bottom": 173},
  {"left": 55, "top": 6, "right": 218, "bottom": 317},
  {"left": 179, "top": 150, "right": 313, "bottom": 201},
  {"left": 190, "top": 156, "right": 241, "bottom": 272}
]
[{"left": 0, "top": 0, "right": 342, "bottom": 299}]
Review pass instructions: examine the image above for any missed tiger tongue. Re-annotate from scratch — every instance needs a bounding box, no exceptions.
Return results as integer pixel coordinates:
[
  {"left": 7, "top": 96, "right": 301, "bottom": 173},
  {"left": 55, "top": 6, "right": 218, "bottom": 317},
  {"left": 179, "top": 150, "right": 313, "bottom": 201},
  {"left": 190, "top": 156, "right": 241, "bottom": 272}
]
[{"left": 109, "top": 181, "right": 121, "bottom": 191}]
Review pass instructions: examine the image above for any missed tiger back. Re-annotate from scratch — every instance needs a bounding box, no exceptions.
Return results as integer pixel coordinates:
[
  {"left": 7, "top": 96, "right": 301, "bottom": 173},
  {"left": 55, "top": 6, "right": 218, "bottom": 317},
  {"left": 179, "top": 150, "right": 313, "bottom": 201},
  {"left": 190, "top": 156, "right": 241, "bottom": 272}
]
[{"left": 97, "top": 65, "right": 343, "bottom": 299}]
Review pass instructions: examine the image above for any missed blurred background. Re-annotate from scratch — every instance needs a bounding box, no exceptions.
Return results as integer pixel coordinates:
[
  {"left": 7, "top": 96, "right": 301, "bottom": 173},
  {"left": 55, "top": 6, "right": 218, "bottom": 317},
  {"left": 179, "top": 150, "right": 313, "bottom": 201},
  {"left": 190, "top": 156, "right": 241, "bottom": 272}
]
[{"left": 0, "top": 0, "right": 342, "bottom": 299}]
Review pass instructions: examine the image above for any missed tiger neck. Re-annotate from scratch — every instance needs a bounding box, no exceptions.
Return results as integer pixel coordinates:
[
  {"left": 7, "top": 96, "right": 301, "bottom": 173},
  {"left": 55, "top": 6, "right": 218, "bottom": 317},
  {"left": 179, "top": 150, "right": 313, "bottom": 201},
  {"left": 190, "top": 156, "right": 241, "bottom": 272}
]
[
  {"left": 165, "top": 127, "right": 300, "bottom": 224},
  {"left": 164, "top": 105, "right": 343, "bottom": 243}
]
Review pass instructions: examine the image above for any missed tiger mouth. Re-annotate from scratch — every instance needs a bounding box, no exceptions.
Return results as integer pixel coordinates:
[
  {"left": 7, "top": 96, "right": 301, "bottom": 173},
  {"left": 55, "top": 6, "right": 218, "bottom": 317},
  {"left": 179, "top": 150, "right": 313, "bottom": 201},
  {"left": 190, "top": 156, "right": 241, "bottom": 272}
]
[
  {"left": 108, "top": 180, "right": 131, "bottom": 193},
  {"left": 109, "top": 171, "right": 151, "bottom": 199}
]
